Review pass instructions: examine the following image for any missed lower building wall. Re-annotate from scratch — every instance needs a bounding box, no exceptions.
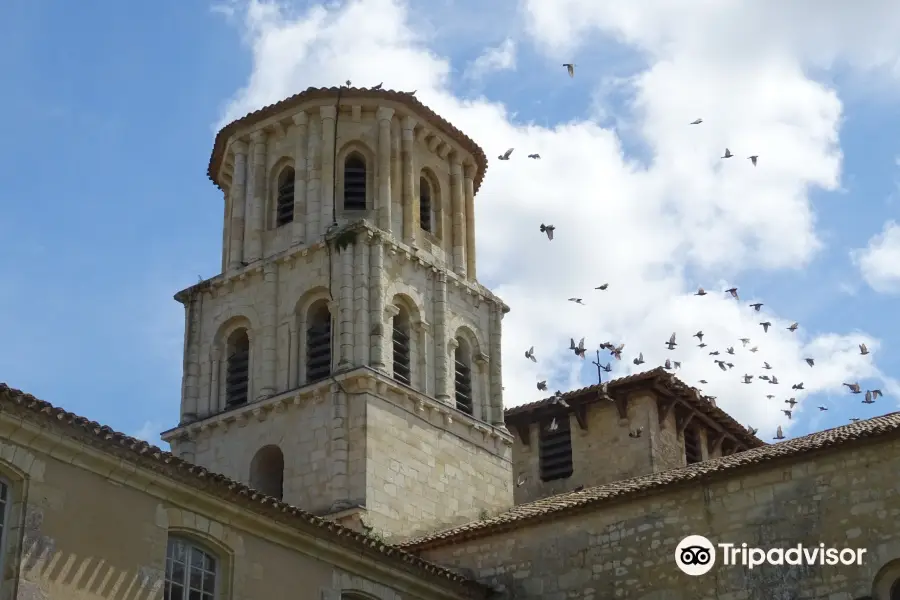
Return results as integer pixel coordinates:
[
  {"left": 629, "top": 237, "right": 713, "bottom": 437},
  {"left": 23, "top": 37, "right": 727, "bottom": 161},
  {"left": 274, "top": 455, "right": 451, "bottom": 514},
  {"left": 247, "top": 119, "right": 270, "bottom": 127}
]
[{"left": 416, "top": 435, "right": 900, "bottom": 599}]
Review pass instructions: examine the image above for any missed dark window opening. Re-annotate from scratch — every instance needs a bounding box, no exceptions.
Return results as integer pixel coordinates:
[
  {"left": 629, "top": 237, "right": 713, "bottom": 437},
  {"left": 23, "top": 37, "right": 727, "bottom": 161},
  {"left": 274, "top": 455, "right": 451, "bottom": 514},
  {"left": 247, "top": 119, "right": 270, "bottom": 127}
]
[
  {"left": 392, "top": 311, "right": 411, "bottom": 386},
  {"left": 539, "top": 416, "right": 573, "bottom": 481},
  {"left": 685, "top": 426, "right": 702, "bottom": 464},
  {"left": 419, "top": 176, "right": 432, "bottom": 233},
  {"left": 454, "top": 341, "right": 473, "bottom": 415},
  {"left": 164, "top": 537, "right": 217, "bottom": 600},
  {"left": 343, "top": 154, "right": 367, "bottom": 211},
  {"left": 249, "top": 445, "right": 285, "bottom": 500},
  {"left": 306, "top": 303, "right": 332, "bottom": 383},
  {"left": 225, "top": 330, "right": 250, "bottom": 408},
  {"left": 276, "top": 167, "right": 295, "bottom": 227}
]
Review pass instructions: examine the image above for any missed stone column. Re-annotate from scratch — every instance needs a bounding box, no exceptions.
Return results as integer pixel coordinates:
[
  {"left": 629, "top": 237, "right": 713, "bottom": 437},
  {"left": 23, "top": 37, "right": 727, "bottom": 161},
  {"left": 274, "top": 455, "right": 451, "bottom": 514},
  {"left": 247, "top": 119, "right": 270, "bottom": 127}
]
[
  {"left": 297, "top": 312, "right": 308, "bottom": 385},
  {"left": 221, "top": 193, "right": 230, "bottom": 273},
  {"left": 464, "top": 164, "right": 476, "bottom": 279},
  {"left": 209, "top": 355, "right": 220, "bottom": 415},
  {"left": 181, "top": 293, "right": 201, "bottom": 422},
  {"left": 450, "top": 157, "right": 467, "bottom": 277},
  {"left": 320, "top": 105, "right": 337, "bottom": 235},
  {"left": 415, "top": 321, "right": 430, "bottom": 394},
  {"left": 489, "top": 304, "right": 505, "bottom": 426},
  {"left": 288, "top": 323, "right": 298, "bottom": 389},
  {"left": 329, "top": 383, "right": 350, "bottom": 507},
  {"left": 353, "top": 239, "right": 370, "bottom": 366},
  {"left": 259, "top": 263, "right": 278, "bottom": 399},
  {"left": 376, "top": 107, "right": 394, "bottom": 232},
  {"left": 306, "top": 116, "right": 322, "bottom": 243},
  {"left": 291, "top": 111, "right": 309, "bottom": 245},
  {"left": 474, "top": 354, "right": 489, "bottom": 422},
  {"left": 390, "top": 119, "right": 402, "bottom": 233},
  {"left": 433, "top": 272, "right": 450, "bottom": 404},
  {"left": 368, "top": 237, "right": 386, "bottom": 370},
  {"left": 247, "top": 130, "right": 268, "bottom": 262},
  {"left": 400, "top": 116, "right": 417, "bottom": 245},
  {"left": 338, "top": 241, "right": 354, "bottom": 368},
  {"left": 227, "top": 141, "right": 248, "bottom": 270}
]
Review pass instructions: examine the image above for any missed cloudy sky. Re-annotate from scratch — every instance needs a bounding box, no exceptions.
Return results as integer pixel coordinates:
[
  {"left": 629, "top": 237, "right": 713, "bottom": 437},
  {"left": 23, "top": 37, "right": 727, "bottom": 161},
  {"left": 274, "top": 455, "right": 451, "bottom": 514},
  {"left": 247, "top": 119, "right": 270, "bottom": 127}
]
[{"left": 2, "top": 0, "right": 900, "bottom": 449}]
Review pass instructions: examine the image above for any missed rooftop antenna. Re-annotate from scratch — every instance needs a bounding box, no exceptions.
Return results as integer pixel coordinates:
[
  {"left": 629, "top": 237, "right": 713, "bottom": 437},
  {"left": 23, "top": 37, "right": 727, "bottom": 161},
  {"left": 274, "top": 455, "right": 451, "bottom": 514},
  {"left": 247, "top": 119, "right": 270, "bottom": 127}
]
[{"left": 591, "top": 349, "right": 604, "bottom": 384}]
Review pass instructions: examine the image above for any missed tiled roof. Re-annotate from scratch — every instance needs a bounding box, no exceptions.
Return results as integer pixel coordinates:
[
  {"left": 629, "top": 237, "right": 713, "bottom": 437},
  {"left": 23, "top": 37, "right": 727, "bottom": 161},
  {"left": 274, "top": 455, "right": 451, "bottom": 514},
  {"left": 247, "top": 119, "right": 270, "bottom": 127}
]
[
  {"left": 0, "top": 384, "right": 490, "bottom": 597},
  {"left": 401, "top": 411, "right": 900, "bottom": 550},
  {"left": 208, "top": 87, "right": 488, "bottom": 194},
  {"left": 505, "top": 367, "right": 765, "bottom": 449}
]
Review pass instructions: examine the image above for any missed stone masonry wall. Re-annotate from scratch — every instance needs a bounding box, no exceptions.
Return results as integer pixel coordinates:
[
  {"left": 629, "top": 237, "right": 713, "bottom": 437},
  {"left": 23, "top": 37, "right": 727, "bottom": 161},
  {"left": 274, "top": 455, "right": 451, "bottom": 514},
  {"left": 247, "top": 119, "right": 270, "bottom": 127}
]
[{"left": 418, "top": 434, "right": 900, "bottom": 600}]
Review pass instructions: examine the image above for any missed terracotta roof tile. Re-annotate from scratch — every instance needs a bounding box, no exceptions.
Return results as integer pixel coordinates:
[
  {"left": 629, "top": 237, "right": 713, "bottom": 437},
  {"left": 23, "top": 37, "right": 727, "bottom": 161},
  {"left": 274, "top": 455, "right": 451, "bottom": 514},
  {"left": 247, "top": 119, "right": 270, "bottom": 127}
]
[
  {"left": 505, "top": 367, "right": 765, "bottom": 448},
  {"left": 401, "top": 411, "right": 900, "bottom": 550},
  {"left": 208, "top": 87, "right": 488, "bottom": 194},
  {"left": 0, "top": 384, "right": 490, "bottom": 597}
]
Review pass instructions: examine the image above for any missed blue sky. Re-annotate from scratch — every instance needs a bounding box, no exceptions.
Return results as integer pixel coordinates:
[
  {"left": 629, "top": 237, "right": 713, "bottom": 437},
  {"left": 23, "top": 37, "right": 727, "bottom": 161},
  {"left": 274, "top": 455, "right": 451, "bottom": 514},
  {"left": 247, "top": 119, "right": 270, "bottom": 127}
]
[{"left": 2, "top": 0, "right": 899, "bottom": 448}]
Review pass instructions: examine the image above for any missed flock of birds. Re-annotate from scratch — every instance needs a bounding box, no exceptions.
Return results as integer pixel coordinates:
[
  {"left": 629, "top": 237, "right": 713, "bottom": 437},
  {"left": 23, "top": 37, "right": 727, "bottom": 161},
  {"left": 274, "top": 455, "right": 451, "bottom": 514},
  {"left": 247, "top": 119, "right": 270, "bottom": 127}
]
[{"left": 504, "top": 64, "right": 886, "bottom": 445}]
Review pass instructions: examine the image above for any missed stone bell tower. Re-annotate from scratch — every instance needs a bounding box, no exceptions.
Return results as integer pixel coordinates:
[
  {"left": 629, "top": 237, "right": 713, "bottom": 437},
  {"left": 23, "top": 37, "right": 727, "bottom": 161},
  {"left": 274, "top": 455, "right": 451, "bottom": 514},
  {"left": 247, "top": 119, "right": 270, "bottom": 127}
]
[{"left": 160, "top": 86, "right": 514, "bottom": 541}]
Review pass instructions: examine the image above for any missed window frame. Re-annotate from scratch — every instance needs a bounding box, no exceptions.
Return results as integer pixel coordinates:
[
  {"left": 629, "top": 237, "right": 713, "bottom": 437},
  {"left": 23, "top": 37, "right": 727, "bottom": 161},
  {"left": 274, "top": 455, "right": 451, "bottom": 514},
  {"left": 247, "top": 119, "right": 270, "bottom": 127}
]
[
  {"left": 275, "top": 166, "right": 296, "bottom": 228},
  {"left": 164, "top": 536, "right": 221, "bottom": 600}
]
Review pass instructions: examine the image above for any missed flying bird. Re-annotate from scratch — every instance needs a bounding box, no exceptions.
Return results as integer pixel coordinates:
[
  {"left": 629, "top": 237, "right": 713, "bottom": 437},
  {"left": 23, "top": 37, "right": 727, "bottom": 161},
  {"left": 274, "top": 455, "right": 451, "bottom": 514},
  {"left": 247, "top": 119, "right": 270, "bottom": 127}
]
[
  {"left": 726, "top": 346, "right": 735, "bottom": 355},
  {"left": 694, "top": 331, "right": 704, "bottom": 342},
  {"left": 568, "top": 298, "right": 585, "bottom": 305},
  {"left": 610, "top": 343, "right": 625, "bottom": 360},
  {"left": 528, "top": 154, "right": 541, "bottom": 159},
  {"left": 740, "top": 338, "right": 750, "bottom": 347},
  {"left": 785, "top": 398, "right": 797, "bottom": 408},
  {"left": 769, "top": 376, "right": 779, "bottom": 385},
  {"left": 759, "top": 375, "right": 770, "bottom": 382},
  {"left": 762, "top": 362, "right": 772, "bottom": 370},
  {"left": 699, "top": 379, "right": 708, "bottom": 384},
  {"left": 792, "top": 383, "right": 805, "bottom": 390},
  {"left": 774, "top": 426, "right": 785, "bottom": 440},
  {"left": 666, "top": 333, "right": 677, "bottom": 350},
  {"left": 749, "top": 346, "right": 759, "bottom": 353},
  {"left": 548, "top": 417, "right": 558, "bottom": 432},
  {"left": 843, "top": 382, "right": 862, "bottom": 394},
  {"left": 540, "top": 223, "right": 555, "bottom": 240},
  {"left": 725, "top": 287, "right": 739, "bottom": 299},
  {"left": 599, "top": 362, "right": 612, "bottom": 372},
  {"left": 551, "top": 391, "right": 569, "bottom": 408},
  {"left": 673, "top": 361, "right": 681, "bottom": 369},
  {"left": 498, "top": 148, "right": 514, "bottom": 160},
  {"left": 629, "top": 427, "right": 643, "bottom": 438},
  {"left": 746, "top": 426, "right": 758, "bottom": 436},
  {"left": 709, "top": 350, "right": 720, "bottom": 356},
  {"left": 859, "top": 343, "right": 869, "bottom": 355},
  {"left": 722, "top": 148, "right": 734, "bottom": 159},
  {"left": 750, "top": 303, "right": 763, "bottom": 311},
  {"left": 698, "top": 342, "right": 707, "bottom": 348},
  {"left": 726, "top": 362, "right": 734, "bottom": 369},
  {"left": 570, "top": 338, "right": 587, "bottom": 359},
  {"left": 862, "top": 393, "right": 875, "bottom": 404},
  {"left": 749, "top": 155, "right": 758, "bottom": 166},
  {"left": 525, "top": 346, "right": 537, "bottom": 362},
  {"left": 742, "top": 374, "right": 754, "bottom": 384},
  {"left": 695, "top": 287, "right": 707, "bottom": 296},
  {"left": 690, "top": 118, "right": 703, "bottom": 125},
  {"left": 863, "top": 390, "right": 882, "bottom": 404},
  {"left": 516, "top": 473, "right": 527, "bottom": 486},
  {"left": 633, "top": 352, "right": 645, "bottom": 366},
  {"left": 787, "top": 322, "right": 799, "bottom": 332},
  {"left": 760, "top": 321, "right": 772, "bottom": 333},
  {"left": 782, "top": 409, "right": 792, "bottom": 420},
  {"left": 805, "top": 358, "right": 815, "bottom": 367},
  {"left": 563, "top": 63, "right": 576, "bottom": 77},
  {"left": 818, "top": 406, "right": 828, "bottom": 411},
  {"left": 715, "top": 360, "right": 727, "bottom": 371},
  {"left": 766, "top": 394, "right": 775, "bottom": 400},
  {"left": 850, "top": 418, "right": 860, "bottom": 423},
  {"left": 596, "top": 283, "right": 609, "bottom": 290},
  {"left": 537, "top": 381, "right": 547, "bottom": 391}
]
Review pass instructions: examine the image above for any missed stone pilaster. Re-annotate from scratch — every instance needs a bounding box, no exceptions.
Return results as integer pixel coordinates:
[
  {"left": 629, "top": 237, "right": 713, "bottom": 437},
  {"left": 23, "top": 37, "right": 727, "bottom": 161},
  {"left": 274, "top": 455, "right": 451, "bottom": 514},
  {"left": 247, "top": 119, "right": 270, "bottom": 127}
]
[
  {"left": 474, "top": 353, "right": 489, "bottom": 423},
  {"left": 221, "top": 193, "right": 229, "bottom": 273},
  {"left": 292, "top": 111, "right": 309, "bottom": 245},
  {"left": 259, "top": 262, "right": 278, "bottom": 398},
  {"left": 209, "top": 354, "right": 220, "bottom": 415},
  {"left": 227, "top": 141, "right": 248, "bottom": 270},
  {"left": 450, "top": 157, "right": 467, "bottom": 277},
  {"left": 401, "top": 116, "right": 417, "bottom": 245},
  {"left": 368, "top": 238, "right": 386, "bottom": 371},
  {"left": 247, "top": 130, "right": 267, "bottom": 262},
  {"left": 306, "top": 115, "right": 322, "bottom": 244},
  {"left": 353, "top": 239, "right": 369, "bottom": 366},
  {"left": 489, "top": 304, "right": 505, "bottom": 426},
  {"left": 338, "top": 240, "right": 354, "bottom": 368},
  {"left": 415, "top": 320, "right": 430, "bottom": 394},
  {"left": 288, "top": 321, "right": 299, "bottom": 389},
  {"left": 329, "top": 383, "right": 349, "bottom": 508},
  {"left": 376, "top": 107, "right": 394, "bottom": 232},
  {"left": 433, "top": 271, "right": 450, "bottom": 404},
  {"left": 464, "top": 164, "right": 476, "bottom": 279},
  {"left": 390, "top": 118, "right": 402, "bottom": 233},
  {"left": 181, "top": 292, "right": 202, "bottom": 422},
  {"left": 320, "top": 105, "right": 337, "bottom": 234}
]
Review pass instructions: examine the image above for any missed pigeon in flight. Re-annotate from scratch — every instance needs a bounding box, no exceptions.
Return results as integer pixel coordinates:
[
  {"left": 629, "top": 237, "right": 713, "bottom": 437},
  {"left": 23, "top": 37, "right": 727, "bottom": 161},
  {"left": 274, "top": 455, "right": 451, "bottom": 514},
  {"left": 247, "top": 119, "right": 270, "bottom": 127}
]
[
  {"left": 762, "top": 362, "right": 772, "bottom": 370},
  {"left": 759, "top": 375, "right": 770, "bottom": 381},
  {"left": 725, "top": 287, "right": 739, "bottom": 299},
  {"left": 785, "top": 398, "right": 797, "bottom": 408},
  {"left": 498, "top": 148, "right": 514, "bottom": 160},
  {"left": 750, "top": 303, "right": 763, "bottom": 311},
  {"left": 551, "top": 391, "right": 569, "bottom": 408},
  {"left": 742, "top": 374, "right": 754, "bottom": 384},
  {"left": 610, "top": 343, "right": 625, "bottom": 360},
  {"left": 760, "top": 321, "right": 771, "bottom": 333},
  {"left": 843, "top": 382, "right": 862, "bottom": 394},
  {"left": 699, "top": 379, "right": 708, "bottom": 384},
  {"left": 766, "top": 394, "right": 775, "bottom": 400},
  {"left": 595, "top": 283, "right": 609, "bottom": 290},
  {"left": 570, "top": 338, "right": 587, "bottom": 359},
  {"left": 749, "top": 155, "right": 758, "bottom": 166},
  {"left": 805, "top": 358, "right": 815, "bottom": 367},
  {"left": 726, "top": 346, "right": 735, "bottom": 355},
  {"left": 769, "top": 376, "right": 779, "bottom": 385},
  {"left": 540, "top": 223, "right": 555, "bottom": 240},
  {"left": 537, "top": 380, "right": 547, "bottom": 391},
  {"left": 818, "top": 406, "right": 828, "bottom": 411},
  {"left": 740, "top": 338, "right": 750, "bottom": 347},
  {"left": 746, "top": 425, "right": 758, "bottom": 436},
  {"left": 528, "top": 153, "right": 541, "bottom": 159},
  {"left": 863, "top": 389, "right": 882, "bottom": 404},
  {"left": 722, "top": 148, "right": 734, "bottom": 159},
  {"left": 695, "top": 287, "right": 707, "bottom": 296},
  {"left": 673, "top": 361, "right": 682, "bottom": 369},
  {"left": 568, "top": 298, "right": 585, "bottom": 305},
  {"left": 787, "top": 322, "right": 799, "bottom": 332},
  {"left": 862, "top": 393, "right": 875, "bottom": 404},
  {"left": 782, "top": 409, "right": 792, "bottom": 420},
  {"left": 715, "top": 360, "right": 727, "bottom": 371},
  {"left": 548, "top": 417, "right": 558, "bottom": 432},
  {"left": 792, "top": 382, "right": 805, "bottom": 390},
  {"left": 633, "top": 352, "right": 645, "bottom": 366},
  {"left": 694, "top": 331, "right": 704, "bottom": 342},
  {"left": 690, "top": 118, "right": 703, "bottom": 125},
  {"left": 726, "top": 362, "right": 734, "bottom": 369},
  {"left": 525, "top": 346, "right": 537, "bottom": 362},
  {"left": 629, "top": 427, "right": 643, "bottom": 438},
  {"left": 774, "top": 426, "right": 785, "bottom": 440},
  {"left": 599, "top": 362, "right": 612, "bottom": 372},
  {"left": 749, "top": 346, "right": 759, "bottom": 353},
  {"left": 516, "top": 472, "right": 528, "bottom": 486},
  {"left": 563, "top": 63, "right": 576, "bottom": 77},
  {"left": 709, "top": 350, "right": 720, "bottom": 356},
  {"left": 850, "top": 417, "right": 860, "bottom": 423},
  {"left": 666, "top": 333, "right": 677, "bottom": 350},
  {"left": 859, "top": 343, "right": 869, "bottom": 355}
]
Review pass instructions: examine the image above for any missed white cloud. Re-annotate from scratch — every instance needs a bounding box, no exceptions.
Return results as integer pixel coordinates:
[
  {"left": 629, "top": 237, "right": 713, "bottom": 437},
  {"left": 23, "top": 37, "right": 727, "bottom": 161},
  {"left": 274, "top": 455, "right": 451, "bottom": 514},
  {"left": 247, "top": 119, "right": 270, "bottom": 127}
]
[
  {"left": 852, "top": 221, "right": 900, "bottom": 294},
  {"left": 133, "top": 421, "right": 161, "bottom": 443},
  {"left": 217, "top": 0, "right": 899, "bottom": 439},
  {"left": 463, "top": 38, "right": 516, "bottom": 81}
]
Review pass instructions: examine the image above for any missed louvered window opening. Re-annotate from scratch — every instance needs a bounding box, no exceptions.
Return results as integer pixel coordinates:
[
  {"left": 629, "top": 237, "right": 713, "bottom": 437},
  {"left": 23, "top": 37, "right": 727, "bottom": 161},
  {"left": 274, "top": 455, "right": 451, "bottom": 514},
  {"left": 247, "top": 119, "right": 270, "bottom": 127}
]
[
  {"left": 684, "top": 427, "right": 702, "bottom": 464},
  {"left": 225, "top": 342, "right": 250, "bottom": 408},
  {"left": 419, "top": 180, "right": 432, "bottom": 232},
  {"left": 276, "top": 170, "right": 295, "bottom": 227},
  {"left": 392, "top": 324, "right": 411, "bottom": 385},
  {"left": 454, "top": 357, "right": 473, "bottom": 415},
  {"left": 307, "top": 320, "right": 332, "bottom": 383},
  {"left": 344, "top": 157, "right": 366, "bottom": 211},
  {"left": 539, "top": 417, "right": 573, "bottom": 481}
]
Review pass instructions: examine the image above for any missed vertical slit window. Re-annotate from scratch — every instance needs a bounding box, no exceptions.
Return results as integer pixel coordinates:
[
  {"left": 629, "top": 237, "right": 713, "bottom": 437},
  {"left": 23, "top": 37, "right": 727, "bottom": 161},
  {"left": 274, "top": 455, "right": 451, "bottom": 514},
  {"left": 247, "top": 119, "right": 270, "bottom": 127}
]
[
  {"left": 225, "top": 330, "right": 250, "bottom": 408},
  {"left": 392, "top": 311, "right": 411, "bottom": 386},
  {"left": 164, "top": 537, "right": 218, "bottom": 600},
  {"left": 276, "top": 167, "right": 295, "bottom": 227},
  {"left": 419, "top": 176, "right": 432, "bottom": 233},
  {"left": 684, "top": 426, "right": 702, "bottom": 465},
  {"left": 306, "top": 303, "right": 332, "bottom": 383},
  {"left": 539, "top": 417, "right": 573, "bottom": 481},
  {"left": 343, "top": 154, "right": 367, "bottom": 211},
  {"left": 454, "top": 340, "right": 473, "bottom": 415}
]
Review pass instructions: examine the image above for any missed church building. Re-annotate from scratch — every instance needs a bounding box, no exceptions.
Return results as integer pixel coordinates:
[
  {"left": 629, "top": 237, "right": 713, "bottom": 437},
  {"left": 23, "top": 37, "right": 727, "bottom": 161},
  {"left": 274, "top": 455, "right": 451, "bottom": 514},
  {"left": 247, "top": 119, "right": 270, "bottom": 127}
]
[{"left": 1, "top": 87, "right": 899, "bottom": 600}]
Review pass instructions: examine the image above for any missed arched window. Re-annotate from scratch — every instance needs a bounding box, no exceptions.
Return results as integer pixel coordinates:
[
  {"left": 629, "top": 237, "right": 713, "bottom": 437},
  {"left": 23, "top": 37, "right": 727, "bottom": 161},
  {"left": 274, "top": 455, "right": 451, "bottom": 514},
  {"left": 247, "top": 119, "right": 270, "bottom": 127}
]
[
  {"left": 307, "top": 301, "right": 332, "bottom": 383},
  {"left": 249, "top": 445, "right": 284, "bottom": 500},
  {"left": 419, "top": 176, "right": 432, "bottom": 233},
  {"left": 891, "top": 579, "right": 900, "bottom": 600},
  {"left": 392, "top": 307, "right": 411, "bottom": 385},
  {"left": 164, "top": 536, "right": 218, "bottom": 600},
  {"left": 454, "top": 337, "right": 473, "bottom": 415},
  {"left": 276, "top": 167, "right": 295, "bottom": 227},
  {"left": 0, "top": 477, "right": 9, "bottom": 579},
  {"left": 225, "top": 329, "right": 250, "bottom": 408},
  {"left": 343, "top": 153, "right": 367, "bottom": 211}
]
